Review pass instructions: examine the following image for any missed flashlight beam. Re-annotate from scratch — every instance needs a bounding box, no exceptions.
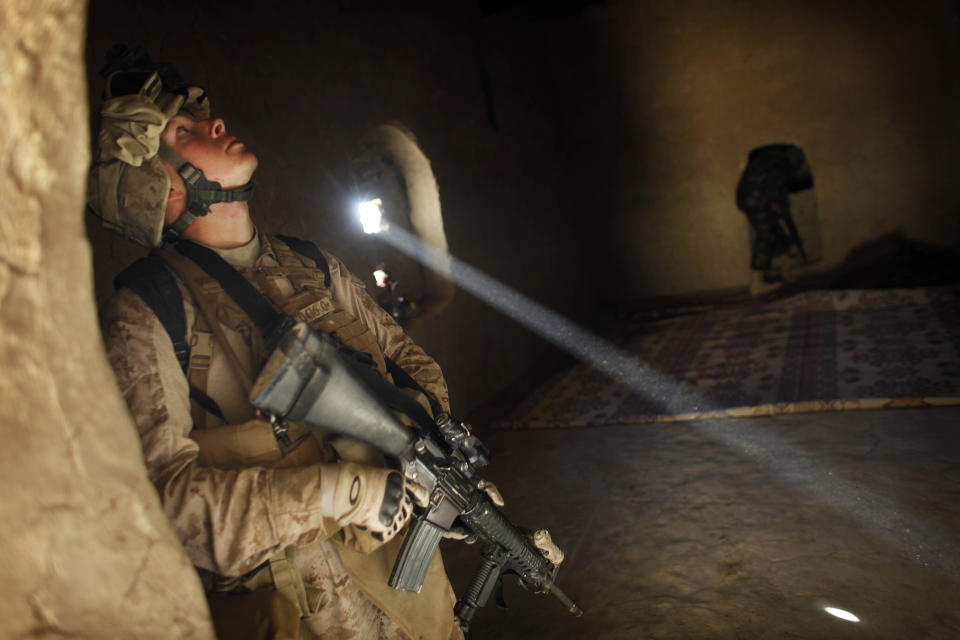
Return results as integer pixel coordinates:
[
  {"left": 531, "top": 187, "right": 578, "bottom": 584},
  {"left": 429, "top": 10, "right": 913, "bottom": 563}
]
[
  {"left": 372, "top": 224, "right": 960, "bottom": 580},
  {"left": 377, "top": 225, "right": 708, "bottom": 416}
]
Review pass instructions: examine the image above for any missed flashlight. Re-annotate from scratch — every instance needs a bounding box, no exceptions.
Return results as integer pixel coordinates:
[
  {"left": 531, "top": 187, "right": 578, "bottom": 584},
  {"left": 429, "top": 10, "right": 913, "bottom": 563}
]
[
  {"left": 373, "top": 268, "right": 391, "bottom": 288},
  {"left": 357, "top": 198, "right": 388, "bottom": 234}
]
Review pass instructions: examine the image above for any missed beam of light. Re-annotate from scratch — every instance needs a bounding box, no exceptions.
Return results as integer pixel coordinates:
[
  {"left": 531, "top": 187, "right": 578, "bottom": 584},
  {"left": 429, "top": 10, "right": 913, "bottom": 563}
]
[
  {"left": 376, "top": 225, "right": 708, "bottom": 416},
  {"left": 372, "top": 224, "right": 960, "bottom": 581},
  {"left": 823, "top": 607, "right": 860, "bottom": 622}
]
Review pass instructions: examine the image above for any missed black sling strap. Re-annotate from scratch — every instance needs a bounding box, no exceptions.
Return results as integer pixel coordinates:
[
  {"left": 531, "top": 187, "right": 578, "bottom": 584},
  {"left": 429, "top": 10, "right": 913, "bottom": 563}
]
[
  {"left": 189, "top": 386, "right": 227, "bottom": 422},
  {"left": 384, "top": 356, "right": 444, "bottom": 420},
  {"left": 113, "top": 236, "right": 333, "bottom": 424},
  {"left": 114, "top": 256, "right": 226, "bottom": 422},
  {"left": 174, "top": 241, "right": 296, "bottom": 355},
  {"left": 115, "top": 256, "right": 189, "bottom": 370},
  {"left": 335, "top": 343, "right": 438, "bottom": 433},
  {"left": 275, "top": 234, "right": 331, "bottom": 287},
  {"left": 173, "top": 240, "right": 438, "bottom": 433}
]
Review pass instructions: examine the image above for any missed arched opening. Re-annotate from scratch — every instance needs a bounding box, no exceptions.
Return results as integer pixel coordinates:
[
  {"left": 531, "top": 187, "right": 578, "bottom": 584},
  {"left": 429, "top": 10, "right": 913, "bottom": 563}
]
[{"left": 352, "top": 123, "right": 455, "bottom": 324}]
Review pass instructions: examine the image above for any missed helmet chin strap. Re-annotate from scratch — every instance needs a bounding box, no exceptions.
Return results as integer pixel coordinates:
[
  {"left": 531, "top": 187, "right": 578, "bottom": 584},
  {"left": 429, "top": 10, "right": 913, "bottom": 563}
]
[{"left": 157, "top": 142, "right": 254, "bottom": 243}]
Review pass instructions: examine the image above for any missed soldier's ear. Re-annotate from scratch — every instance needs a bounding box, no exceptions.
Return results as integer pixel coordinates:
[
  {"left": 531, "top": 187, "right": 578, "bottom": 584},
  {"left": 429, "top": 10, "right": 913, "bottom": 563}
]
[
  {"left": 158, "top": 156, "right": 187, "bottom": 224},
  {"left": 164, "top": 182, "right": 187, "bottom": 226}
]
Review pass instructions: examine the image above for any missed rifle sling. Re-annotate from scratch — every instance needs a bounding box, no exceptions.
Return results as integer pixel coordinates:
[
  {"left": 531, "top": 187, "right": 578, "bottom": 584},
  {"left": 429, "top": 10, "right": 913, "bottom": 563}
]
[
  {"left": 115, "top": 255, "right": 227, "bottom": 422},
  {"left": 172, "top": 240, "right": 437, "bottom": 433},
  {"left": 175, "top": 241, "right": 295, "bottom": 355}
]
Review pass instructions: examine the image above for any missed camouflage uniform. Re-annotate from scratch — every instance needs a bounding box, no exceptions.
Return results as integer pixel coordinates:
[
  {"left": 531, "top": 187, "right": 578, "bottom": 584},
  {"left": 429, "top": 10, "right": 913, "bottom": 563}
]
[
  {"left": 735, "top": 143, "right": 813, "bottom": 273},
  {"left": 100, "top": 230, "right": 461, "bottom": 640}
]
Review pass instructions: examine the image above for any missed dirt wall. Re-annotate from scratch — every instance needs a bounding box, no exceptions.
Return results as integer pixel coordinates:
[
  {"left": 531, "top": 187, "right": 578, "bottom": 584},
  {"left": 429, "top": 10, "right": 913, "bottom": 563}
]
[
  {"left": 0, "top": 0, "right": 214, "bottom": 636},
  {"left": 536, "top": 0, "right": 960, "bottom": 300}
]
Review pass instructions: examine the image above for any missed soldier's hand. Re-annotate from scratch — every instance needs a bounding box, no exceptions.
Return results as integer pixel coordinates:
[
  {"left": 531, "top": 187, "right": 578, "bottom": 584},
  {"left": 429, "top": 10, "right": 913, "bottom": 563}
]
[
  {"left": 531, "top": 529, "right": 564, "bottom": 566},
  {"left": 479, "top": 480, "right": 505, "bottom": 507},
  {"left": 321, "top": 462, "right": 427, "bottom": 542},
  {"left": 441, "top": 481, "right": 505, "bottom": 543},
  {"left": 442, "top": 523, "right": 477, "bottom": 544}
]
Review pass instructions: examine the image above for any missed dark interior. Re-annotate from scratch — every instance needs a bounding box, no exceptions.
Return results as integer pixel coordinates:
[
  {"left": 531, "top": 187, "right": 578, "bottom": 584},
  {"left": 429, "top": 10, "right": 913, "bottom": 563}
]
[{"left": 81, "top": 2, "right": 960, "bottom": 637}]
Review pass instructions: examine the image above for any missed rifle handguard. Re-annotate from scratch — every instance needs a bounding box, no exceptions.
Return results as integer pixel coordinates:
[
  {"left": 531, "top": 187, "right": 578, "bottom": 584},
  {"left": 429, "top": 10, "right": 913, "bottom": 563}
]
[{"left": 459, "top": 494, "right": 582, "bottom": 616}]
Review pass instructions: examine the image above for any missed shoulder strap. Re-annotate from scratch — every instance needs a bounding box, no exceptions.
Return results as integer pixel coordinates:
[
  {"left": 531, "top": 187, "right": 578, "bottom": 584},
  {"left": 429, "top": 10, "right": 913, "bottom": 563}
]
[
  {"left": 174, "top": 240, "right": 296, "bottom": 355},
  {"left": 383, "top": 356, "right": 444, "bottom": 419},
  {"left": 274, "top": 235, "right": 331, "bottom": 287},
  {"left": 172, "top": 240, "right": 440, "bottom": 432},
  {"left": 114, "top": 256, "right": 190, "bottom": 371},
  {"left": 113, "top": 256, "right": 226, "bottom": 422}
]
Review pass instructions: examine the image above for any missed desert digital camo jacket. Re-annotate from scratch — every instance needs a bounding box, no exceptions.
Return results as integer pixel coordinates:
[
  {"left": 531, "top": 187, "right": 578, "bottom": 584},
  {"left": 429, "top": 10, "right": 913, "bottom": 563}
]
[{"left": 100, "top": 231, "right": 459, "bottom": 640}]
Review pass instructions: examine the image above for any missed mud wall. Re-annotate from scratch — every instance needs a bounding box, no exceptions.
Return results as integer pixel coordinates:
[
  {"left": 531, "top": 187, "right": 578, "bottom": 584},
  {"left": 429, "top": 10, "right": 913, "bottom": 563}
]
[
  {"left": 0, "top": 0, "right": 214, "bottom": 637},
  {"left": 522, "top": 0, "right": 960, "bottom": 300}
]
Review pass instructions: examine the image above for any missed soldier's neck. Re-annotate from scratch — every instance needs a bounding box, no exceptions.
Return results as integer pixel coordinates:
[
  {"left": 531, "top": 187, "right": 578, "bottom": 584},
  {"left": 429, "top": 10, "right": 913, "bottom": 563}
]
[{"left": 178, "top": 201, "right": 255, "bottom": 249}]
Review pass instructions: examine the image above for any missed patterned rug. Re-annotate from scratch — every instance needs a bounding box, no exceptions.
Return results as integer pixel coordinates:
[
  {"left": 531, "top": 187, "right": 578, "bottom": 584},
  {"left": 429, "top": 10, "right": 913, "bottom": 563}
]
[{"left": 499, "top": 287, "right": 960, "bottom": 429}]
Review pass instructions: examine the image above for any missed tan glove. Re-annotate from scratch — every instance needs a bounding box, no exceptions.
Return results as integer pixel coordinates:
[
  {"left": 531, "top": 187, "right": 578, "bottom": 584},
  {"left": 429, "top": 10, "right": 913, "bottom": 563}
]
[
  {"left": 98, "top": 94, "right": 168, "bottom": 165},
  {"left": 443, "top": 480, "right": 505, "bottom": 543},
  {"left": 532, "top": 529, "right": 565, "bottom": 566},
  {"left": 319, "top": 462, "right": 428, "bottom": 542},
  {"left": 479, "top": 480, "right": 504, "bottom": 507}
]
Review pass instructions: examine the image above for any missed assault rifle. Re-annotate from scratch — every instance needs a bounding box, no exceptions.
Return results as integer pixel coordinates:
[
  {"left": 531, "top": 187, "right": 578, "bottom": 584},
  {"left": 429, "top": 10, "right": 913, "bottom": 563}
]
[{"left": 249, "top": 322, "right": 583, "bottom": 630}]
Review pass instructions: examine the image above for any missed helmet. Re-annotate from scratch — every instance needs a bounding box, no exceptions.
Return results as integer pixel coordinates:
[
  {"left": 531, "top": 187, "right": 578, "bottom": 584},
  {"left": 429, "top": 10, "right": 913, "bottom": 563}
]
[{"left": 87, "top": 46, "right": 251, "bottom": 247}]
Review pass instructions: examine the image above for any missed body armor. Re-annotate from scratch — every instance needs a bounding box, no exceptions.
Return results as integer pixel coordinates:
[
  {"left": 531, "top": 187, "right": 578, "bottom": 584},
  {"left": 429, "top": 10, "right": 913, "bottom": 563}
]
[{"left": 117, "top": 235, "right": 455, "bottom": 640}]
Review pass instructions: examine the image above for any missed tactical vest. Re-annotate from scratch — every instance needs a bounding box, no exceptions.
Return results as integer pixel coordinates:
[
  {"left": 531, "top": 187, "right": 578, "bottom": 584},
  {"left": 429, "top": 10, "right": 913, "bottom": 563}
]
[
  {"left": 175, "top": 236, "right": 390, "bottom": 425},
  {"left": 114, "top": 235, "right": 455, "bottom": 640}
]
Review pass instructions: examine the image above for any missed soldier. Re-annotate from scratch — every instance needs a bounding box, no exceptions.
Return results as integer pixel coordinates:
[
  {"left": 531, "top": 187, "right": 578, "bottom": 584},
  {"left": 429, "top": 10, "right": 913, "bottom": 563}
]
[
  {"left": 88, "top": 46, "right": 463, "bottom": 640},
  {"left": 736, "top": 143, "right": 814, "bottom": 288}
]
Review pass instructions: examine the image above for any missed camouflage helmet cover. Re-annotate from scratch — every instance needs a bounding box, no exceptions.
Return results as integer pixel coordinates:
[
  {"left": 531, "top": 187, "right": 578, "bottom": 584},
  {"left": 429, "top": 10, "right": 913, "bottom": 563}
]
[{"left": 87, "top": 47, "right": 211, "bottom": 247}]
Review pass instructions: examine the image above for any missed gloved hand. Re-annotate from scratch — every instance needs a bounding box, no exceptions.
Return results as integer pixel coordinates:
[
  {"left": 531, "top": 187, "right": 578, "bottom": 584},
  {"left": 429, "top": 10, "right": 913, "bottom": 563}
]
[
  {"left": 98, "top": 93, "right": 168, "bottom": 165},
  {"left": 531, "top": 529, "right": 564, "bottom": 566},
  {"left": 479, "top": 480, "right": 504, "bottom": 507},
  {"left": 319, "top": 462, "right": 428, "bottom": 542},
  {"left": 443, "top": 480, "right": 505, "bottom": 543}
]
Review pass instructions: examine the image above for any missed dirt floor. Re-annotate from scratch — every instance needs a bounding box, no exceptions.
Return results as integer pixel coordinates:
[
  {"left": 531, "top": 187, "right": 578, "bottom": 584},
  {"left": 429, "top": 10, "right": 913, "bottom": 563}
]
[{"left": 441, "top": 407, "right": 960, "bottom": 639}]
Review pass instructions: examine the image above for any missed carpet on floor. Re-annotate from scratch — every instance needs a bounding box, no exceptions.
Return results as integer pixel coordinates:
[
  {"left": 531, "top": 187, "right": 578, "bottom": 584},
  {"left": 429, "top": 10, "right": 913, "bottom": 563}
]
[{"left": 497, "top": 286, "right": 960, "bottom": 429}]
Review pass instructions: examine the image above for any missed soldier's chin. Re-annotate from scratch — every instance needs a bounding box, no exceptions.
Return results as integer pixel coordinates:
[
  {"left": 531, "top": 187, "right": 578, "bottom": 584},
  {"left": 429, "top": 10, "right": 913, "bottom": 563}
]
[
  {"left": 240, "top": 153, "right": 259, "bottom": 178},
  {"left": 222, "top": 158, "right": 258, "bottom": 189}
]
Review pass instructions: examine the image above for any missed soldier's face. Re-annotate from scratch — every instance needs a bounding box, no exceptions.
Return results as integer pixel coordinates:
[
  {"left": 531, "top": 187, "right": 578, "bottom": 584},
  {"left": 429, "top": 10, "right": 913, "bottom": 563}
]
[{"left": 160, "top": 112, "right": 258, "bottom": 200}]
